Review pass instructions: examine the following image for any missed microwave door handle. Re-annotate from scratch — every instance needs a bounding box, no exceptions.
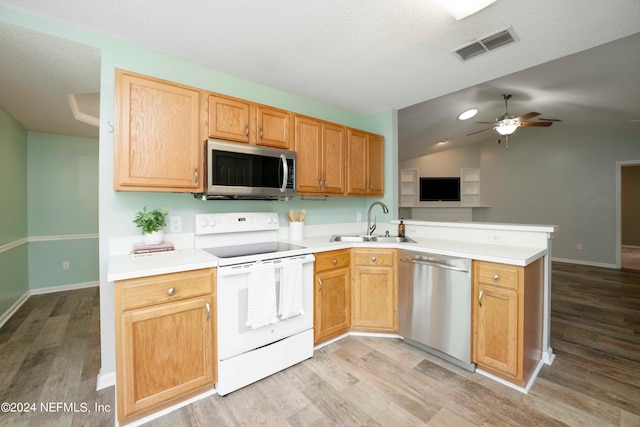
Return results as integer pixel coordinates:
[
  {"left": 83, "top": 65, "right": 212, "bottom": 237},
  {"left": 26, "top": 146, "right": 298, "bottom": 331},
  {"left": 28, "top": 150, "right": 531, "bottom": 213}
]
[{"left": 280, "top": 154, "right": 288, "bottom": 193}]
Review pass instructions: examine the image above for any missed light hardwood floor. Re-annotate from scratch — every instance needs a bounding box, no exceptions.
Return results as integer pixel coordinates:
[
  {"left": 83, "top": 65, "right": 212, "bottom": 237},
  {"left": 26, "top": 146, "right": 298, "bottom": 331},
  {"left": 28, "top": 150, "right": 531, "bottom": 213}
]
[{"left": 1, "top": 262, "right": 639, "bottom": 426}]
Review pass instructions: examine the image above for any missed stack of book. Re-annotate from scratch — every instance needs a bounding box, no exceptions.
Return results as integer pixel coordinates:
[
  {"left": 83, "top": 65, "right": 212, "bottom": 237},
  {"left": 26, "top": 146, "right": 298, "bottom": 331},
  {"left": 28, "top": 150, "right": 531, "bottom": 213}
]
[{"left": 131, "top": 241, "right": 175, "bottom": 257}]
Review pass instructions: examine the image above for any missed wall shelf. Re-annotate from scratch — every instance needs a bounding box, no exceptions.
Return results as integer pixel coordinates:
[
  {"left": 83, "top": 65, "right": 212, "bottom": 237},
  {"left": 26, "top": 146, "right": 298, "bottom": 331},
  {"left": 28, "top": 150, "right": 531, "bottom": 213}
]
[{"left": 399, "top": 169, "right": 418, "bottom": 207}]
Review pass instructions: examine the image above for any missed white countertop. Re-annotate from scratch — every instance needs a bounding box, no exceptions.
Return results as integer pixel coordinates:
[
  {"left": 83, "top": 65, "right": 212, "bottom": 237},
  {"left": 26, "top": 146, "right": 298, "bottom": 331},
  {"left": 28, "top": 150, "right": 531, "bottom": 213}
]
[
  {"left": 107, "top": 248, "right": 218, "bottom": 282},
  {"left": 288, "top": 235, "right": 546, "bottom": 266},
  {"left": 107, "top": 234, "right": 547, "bottom": 282}
]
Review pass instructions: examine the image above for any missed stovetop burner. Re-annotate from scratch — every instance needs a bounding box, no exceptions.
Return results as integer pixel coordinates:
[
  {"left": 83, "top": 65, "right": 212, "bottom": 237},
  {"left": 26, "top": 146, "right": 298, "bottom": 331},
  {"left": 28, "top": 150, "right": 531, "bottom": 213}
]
[{"left": 202, "top": 241, "right": 308, "bottom": 259}]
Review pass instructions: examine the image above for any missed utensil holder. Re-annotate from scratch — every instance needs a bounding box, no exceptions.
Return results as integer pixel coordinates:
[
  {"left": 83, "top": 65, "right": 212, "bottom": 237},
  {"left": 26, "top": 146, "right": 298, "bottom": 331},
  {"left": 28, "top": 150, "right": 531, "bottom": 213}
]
[{"left": 290, "top": 222, "right": 304, "bottom": 241}]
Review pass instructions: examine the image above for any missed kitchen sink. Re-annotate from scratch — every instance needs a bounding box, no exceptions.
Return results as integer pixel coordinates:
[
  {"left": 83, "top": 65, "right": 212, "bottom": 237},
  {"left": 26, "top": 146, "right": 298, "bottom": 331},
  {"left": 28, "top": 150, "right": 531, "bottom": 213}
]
[
  {"left": 369, "top": 236, "right": 416, "bottom": 243},
  {"left": 329, "top": 235, "right": 416, "bottom": 243},
  {"left": 330, "top": 235, "right": 370, "bottom": 242}
]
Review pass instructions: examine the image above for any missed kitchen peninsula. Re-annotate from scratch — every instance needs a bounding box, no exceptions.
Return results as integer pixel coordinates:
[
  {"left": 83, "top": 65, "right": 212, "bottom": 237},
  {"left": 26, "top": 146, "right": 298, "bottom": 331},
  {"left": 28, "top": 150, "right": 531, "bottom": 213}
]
[{"left": 107, "top": 218, "right": 557, "bottom": 425}]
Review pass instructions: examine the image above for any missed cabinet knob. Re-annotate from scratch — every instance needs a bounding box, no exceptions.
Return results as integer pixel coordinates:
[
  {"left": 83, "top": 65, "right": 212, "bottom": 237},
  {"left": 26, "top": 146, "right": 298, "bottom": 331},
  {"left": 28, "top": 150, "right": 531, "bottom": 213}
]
[
  {"left": 318, "top": 278, "right": 323, "bottom": 291},
  {"left": 167, "top": 287, "right": 176, "bottom": 296},
  {"left": 332, "top": 259, "right": 338, "bottom": 265},
  {"left": 371, "top": 257, "right": 377, "bottom": 263},
  {"left": 479, "top": 290, "right": 484, "bottom": 306},
  {"left": 245, "top": 124, "right": 250, "bottom": 137},
  {"left": 259, "top": 128, "right": 263, "bottom": 139},
  {"left": 492, "top": 274, "right": 500, "bottom": 281}
]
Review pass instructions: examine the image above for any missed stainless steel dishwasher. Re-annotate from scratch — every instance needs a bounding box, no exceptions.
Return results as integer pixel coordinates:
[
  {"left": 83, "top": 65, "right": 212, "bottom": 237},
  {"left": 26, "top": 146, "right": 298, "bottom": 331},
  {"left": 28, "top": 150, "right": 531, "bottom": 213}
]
[{"left": 398, "top": 250, "right": 475, "bottom": 371}]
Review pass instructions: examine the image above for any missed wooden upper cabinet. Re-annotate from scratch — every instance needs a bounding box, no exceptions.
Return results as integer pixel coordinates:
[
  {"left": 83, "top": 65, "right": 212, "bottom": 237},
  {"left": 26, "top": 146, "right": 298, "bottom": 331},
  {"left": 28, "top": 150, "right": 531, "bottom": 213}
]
[
  {"left": 114, "top": 69, "right": 203, "bottom": 192},
  {"left": 208, "top": 94, "right": 251, "bottom": 142},
  {"left": 295, "top": 116, "right": 323, "bottom": 193},
  {"left": 256, "top": 105, "right": 291, "bottom": 149},
  {"left": 294, "top": 115, "right": 346, "bottom": 195},
  {"left": 367, "top": 133, "right": 385, "bottom": 195},
  {"left": 208, "top": 93, "right": 291, "bottom": 149},
  {"left": 322, "top": 123, "right": 347, "bottom": 194},
  {"left": 346, "top": 129, "right": 384, "bottom": 196}
]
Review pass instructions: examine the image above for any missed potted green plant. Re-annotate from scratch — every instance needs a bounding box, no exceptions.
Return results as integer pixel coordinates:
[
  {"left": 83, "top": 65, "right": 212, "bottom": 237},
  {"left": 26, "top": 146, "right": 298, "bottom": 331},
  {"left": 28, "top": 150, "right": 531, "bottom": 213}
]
[{"left": 133, "top": 206, "right": 169, "bottom": 245}]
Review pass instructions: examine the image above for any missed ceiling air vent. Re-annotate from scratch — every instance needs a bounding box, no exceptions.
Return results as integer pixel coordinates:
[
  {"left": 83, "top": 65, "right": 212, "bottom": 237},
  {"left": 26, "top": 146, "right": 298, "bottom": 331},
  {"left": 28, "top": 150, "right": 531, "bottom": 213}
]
[{"left": 453, "top": 26, "right": 518, "bottom": 61}]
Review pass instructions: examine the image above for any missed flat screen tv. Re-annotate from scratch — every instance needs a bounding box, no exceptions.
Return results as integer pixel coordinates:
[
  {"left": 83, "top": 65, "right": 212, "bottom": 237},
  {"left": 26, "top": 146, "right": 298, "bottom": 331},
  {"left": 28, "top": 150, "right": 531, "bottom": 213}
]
[{"left": 419, "top": 177, "right": 461, "bottom": 201}]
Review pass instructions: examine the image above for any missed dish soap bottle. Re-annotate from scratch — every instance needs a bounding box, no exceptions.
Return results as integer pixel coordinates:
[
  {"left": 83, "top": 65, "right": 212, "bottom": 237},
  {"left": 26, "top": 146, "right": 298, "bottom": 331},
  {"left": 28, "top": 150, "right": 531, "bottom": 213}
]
[{"left": 398, "top": 219, "right": 405, "bottom": 238}]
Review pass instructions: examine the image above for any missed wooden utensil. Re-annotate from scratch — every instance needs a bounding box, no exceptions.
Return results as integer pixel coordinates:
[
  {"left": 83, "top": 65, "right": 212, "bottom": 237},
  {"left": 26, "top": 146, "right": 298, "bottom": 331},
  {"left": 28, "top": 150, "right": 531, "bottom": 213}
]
[
  {"left": 286, "top": 210, "right": 296, "bottom": 222},
  {"left": 297, "top": 210, "right": 307, "bottom": 222}
]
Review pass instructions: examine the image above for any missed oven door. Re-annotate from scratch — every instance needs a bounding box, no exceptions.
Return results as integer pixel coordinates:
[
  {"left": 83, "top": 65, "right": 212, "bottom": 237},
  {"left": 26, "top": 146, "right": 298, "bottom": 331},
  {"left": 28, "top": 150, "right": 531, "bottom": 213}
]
[
  {"left": 207, "top": 139, "right": 296, "bottom": 198},
  {"left": 217, "top": 254, "right": 314, "bottom": 361}
]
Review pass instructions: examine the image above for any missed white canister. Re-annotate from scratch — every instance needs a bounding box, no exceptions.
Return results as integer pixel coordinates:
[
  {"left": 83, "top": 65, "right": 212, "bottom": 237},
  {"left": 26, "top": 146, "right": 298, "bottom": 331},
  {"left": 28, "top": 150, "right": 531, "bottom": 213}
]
[{"left": 289, "top": 222, "right": 304, "bottom": 241}]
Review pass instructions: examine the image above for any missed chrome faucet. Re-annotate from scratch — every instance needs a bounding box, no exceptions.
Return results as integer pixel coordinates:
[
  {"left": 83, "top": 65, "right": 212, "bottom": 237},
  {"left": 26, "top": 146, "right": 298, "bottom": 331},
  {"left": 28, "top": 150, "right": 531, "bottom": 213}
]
[{"left": 367, "top": 201, "right": 389, "bottom": 235}]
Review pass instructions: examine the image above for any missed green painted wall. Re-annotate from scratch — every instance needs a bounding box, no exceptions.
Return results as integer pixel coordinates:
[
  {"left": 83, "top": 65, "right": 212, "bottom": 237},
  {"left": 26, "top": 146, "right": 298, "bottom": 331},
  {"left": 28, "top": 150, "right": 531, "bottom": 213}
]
[
  {"left": 0, "top": 106, "right": 29, "bottom": 315},
  {"left": 27, "top": 132, "right": 99, "bottom": 289},
  {"left": 28, "top": 239, "right": 98, "bottom": 289}
]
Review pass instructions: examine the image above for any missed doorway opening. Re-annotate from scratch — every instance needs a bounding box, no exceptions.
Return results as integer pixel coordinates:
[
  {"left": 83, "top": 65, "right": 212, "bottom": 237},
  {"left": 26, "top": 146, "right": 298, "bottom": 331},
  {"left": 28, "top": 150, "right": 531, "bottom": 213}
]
[{"left": 617, "top": 161, "right": 640, "bottom": 270}]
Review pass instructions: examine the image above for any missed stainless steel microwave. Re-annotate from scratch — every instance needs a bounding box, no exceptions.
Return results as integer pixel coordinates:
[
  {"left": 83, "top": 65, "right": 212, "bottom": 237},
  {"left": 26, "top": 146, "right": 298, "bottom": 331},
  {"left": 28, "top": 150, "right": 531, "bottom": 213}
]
[{"left": 200, "top": 139, "right": 296, "bottom": 199}]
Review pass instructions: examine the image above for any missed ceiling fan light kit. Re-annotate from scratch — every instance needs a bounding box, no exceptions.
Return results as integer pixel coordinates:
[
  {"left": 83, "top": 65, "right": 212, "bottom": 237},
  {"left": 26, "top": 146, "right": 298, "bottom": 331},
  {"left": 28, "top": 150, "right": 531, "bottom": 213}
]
[{"left": 494, "top": 118, "right": 519, "bottom": 135}]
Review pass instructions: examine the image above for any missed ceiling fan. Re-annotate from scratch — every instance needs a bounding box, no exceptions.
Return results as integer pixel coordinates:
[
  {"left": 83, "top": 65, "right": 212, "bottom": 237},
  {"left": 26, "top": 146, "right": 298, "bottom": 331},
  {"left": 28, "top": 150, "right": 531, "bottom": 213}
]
[{"left": 467, "top": 94, "right": 553, "bottom": 147}]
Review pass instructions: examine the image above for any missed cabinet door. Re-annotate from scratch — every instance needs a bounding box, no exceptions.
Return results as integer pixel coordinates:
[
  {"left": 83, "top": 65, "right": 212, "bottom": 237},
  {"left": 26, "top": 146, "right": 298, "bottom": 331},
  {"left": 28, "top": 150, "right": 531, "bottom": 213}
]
[
  {"left": 208, "top": 94, "right": 251, "bottom": 142},
  {"left": 314, "top": 267, "right": 351, "bottom": 345},
  {"left": 346, "top": 129, "right": 368, "bottom": 195},
  {"left": 256, "top": 105, "right": 291, "bottom": 149},
  {"left": 367, "top": 133, "right": 385, "bottom": 195},
  {"left": 473, "top": 284, "right": 519, "bottom": 377},
  {"left": 118, "top": 295, "right": 214, "bottom": 421},
  {"left": 295, "top": 116, "right": 324, "bottom": 193},
  {"left": 322, "top": 123, "right": 347, "bottom": 194},
  {"left": 114, "top": 70, "right": 201, "bottom": 191},
  {"left": 352, "top": 266, "right": 397, "bottom": 332}
]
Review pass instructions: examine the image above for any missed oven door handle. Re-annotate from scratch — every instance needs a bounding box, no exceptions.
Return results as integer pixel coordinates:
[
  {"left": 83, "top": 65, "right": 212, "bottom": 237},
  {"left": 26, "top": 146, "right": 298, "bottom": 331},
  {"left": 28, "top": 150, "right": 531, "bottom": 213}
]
[{"left": 280, "top": 154, "right": 288, "bottom": 193}]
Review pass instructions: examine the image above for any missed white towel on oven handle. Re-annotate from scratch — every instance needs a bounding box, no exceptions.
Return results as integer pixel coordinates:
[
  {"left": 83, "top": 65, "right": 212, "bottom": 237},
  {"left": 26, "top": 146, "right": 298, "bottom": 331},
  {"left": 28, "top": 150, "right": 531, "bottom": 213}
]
[
  {"left": 246, "top": 262, "right": 279, "bottom": 330},
  {"left": 278, "top": 258, "right": 304, "bottom": 320}
]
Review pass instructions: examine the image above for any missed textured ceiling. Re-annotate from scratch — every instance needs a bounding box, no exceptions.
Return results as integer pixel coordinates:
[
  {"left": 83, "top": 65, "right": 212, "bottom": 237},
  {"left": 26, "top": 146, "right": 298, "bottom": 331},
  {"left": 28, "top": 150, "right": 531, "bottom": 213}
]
[{"left": 0, "top": 0, "right": 639, "bottom": 144}]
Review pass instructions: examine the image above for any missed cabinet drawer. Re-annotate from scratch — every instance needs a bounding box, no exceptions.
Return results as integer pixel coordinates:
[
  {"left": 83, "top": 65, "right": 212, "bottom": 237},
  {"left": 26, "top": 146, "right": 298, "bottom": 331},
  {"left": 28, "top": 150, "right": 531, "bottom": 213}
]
[
  {"left": 116, "top": 268, "right": 214, "bottom": 311},
  {"left": 315, "top": 249, "right": 350, "bottom": 272},
  {"left": 475, "top": 262, "right": 519, "bottom": 290},
  {"left": 353, "top": 249, "right": 395, "bottom": 267}
]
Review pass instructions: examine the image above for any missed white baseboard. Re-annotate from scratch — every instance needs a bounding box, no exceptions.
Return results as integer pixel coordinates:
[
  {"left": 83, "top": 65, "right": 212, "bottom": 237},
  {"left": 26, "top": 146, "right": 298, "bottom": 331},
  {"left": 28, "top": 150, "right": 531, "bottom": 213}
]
[
  {"left": 0, "top": 291, "right": 30, "bottom": 329},
  {"left": 29, "top": 281, "right": 99, "bottom": 295},
  {"left": 552, "top": 257, "right": 617, "bottom": 269},
  {"left": 96, "top": 369, "right": 116, "bottom": 390},
  {"left": 0, "top": 281, "right": 99, "bottom": 329}
]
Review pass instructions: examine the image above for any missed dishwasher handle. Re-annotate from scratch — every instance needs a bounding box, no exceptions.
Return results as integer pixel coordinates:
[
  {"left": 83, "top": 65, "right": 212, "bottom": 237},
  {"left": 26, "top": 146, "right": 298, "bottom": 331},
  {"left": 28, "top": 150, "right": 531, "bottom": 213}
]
[{"left": 400, "top": 257, "right": 469, "bottom": 273}]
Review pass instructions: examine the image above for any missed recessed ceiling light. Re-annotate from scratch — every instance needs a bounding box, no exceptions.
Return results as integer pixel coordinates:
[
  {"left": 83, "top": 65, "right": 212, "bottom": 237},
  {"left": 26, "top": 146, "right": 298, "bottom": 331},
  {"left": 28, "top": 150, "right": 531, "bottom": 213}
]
[
  {"left": 458, "top": 108, "right": 478, "bottom": 120},
  {"left": 436, "top": 0, "right": 496, "bottom": 20}
]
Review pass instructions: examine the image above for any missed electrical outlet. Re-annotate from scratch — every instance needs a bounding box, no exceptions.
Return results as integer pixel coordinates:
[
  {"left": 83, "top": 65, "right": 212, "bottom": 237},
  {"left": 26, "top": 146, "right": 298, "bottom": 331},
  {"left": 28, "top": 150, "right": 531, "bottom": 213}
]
[
  {"left": 488, "top": 234, "right": 502, "bottom": 242},
  {"left": 62, "top": 261, "right": 70, "bottom": 270},
  {"left": 169, "top": 216, "right": 182, "bottom": 233}
]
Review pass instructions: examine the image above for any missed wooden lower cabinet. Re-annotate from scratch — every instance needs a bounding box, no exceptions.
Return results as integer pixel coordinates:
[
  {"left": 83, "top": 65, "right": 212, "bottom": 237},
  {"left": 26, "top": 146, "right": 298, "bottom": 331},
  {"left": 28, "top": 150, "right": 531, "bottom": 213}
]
[
  {"left": 472, "top": 259, "right": 543, "bottom": 387},
  {"left": 114, "top": 268, "right": 216, "bottom": 423},
  {"left": 351, "top": 249, "right": 397, "bottom": 332},
  {"left": 314, "top": 250, "right": 351, "bottom": 345}
]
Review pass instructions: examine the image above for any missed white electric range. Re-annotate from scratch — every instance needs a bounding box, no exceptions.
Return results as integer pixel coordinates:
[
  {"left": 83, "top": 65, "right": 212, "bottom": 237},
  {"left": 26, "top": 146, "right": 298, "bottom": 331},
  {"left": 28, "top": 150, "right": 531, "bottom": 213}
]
[{"left": 194, "top": 212, "right": 315, "bottom": 396}]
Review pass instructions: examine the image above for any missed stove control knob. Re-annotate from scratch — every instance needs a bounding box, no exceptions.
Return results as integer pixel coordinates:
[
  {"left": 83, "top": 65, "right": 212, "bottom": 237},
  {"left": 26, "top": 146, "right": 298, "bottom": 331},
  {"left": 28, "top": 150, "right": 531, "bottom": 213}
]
[{"left": 198, "top": 217, "right": 209, "bottom": 228}]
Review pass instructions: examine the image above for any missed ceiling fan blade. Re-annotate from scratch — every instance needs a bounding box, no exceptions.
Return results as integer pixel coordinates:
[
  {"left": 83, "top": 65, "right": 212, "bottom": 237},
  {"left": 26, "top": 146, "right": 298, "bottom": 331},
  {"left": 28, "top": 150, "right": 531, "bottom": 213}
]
[
  {"left": 517, "top": 112, "right": 541, "bottom": 121},
  {"left": 519, "top": 121, "right": 553, "bottom": 127},
  {"left": 475, "top": 121, "right": 496, "bottom": 124},
  {"left": 467, "top": 128, "right": 492, "bottom": 136}
]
